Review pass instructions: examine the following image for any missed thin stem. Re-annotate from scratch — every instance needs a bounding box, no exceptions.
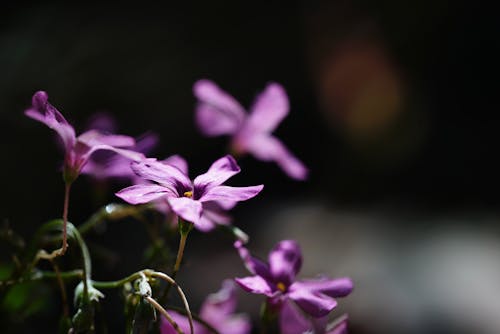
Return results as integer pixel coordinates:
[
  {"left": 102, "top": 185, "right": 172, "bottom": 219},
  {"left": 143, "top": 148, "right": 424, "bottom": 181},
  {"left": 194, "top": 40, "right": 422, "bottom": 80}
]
[
  {"left": 61, "top": 182, "right": 71, "bottom": 255},
  {"left": 144, "top": 296, "right": 183, "bottom": 334},
  {"left": 165, "top": 305, "right": 220, "bottom": 334},
  {"left": 92, "top": 272, "right": 143, "bottom": 289},
  {"left": 34, "top": 183, "right": 72, "bottom": 261},
  {"left": 173, "top": 233, "right": 188, "bottom": 274},
  {"left": 148, "top": 271, "right": 194, "bottom": 334},
  {"left": 50, "top": 260, "right": 69, "bottom": 317},
  {"left": 160, "top": 220, "right": 192, "bottom": 304}
]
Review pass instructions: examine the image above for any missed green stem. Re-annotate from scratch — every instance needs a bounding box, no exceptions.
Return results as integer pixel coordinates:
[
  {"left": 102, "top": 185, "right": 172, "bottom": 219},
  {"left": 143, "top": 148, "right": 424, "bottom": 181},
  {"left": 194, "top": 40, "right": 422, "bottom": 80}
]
[
  {"left": 92, "top": 272, "right": 143, "bottom": 289},
  {"left": 66, "top": 223, "right": 91, "bottom": 297}
]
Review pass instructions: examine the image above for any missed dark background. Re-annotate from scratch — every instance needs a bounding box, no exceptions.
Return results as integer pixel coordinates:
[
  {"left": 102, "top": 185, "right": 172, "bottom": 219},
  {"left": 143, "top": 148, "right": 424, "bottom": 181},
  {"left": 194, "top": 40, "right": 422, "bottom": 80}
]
[{"left": 1, "top": 1, "right": 499, "bottom": 333}]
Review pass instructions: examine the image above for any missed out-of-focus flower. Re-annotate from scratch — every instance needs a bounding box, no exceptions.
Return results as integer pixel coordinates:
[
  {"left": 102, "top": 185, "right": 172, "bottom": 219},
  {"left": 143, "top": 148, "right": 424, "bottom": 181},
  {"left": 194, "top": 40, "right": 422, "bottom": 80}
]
[
  {"left": 25, "top": 91, "right": 144, "bottom": 183},
  {"left": 235, "top": 240, "right": 353, "bottom": 318},
  {"left": 80, "top": 113, "right": 159, "bottom": 182},
  {"left": 160, "top": 280, "right": 251, "bottom": 334},
  {"left": 280, "top": 300, "right": 349, "bottom": 334},
  {"left": 193, "top": 80, "right": 308, "bottom": 180},
  {"left": 116, "top": 155, "right": 263, "bottom": 231}
]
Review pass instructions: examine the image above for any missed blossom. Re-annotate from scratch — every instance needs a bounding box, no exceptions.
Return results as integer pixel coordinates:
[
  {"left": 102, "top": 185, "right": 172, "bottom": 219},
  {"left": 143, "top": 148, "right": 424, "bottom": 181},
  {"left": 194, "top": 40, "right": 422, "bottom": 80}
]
[
  {"left": 25, "top": 91, "right": 144, "bottom": 183},
  {"left": 234, "top": 240, "right": 353, "bottom": 318},
  {"left": 160, "top": 280, "right": 251, "bottom": 334},
  {"left": 280, "top": 300, "right": 349, "bottom": 334},
  {"left": 80, "top": 114, "right": 159, "bottom": 182},
  {"left": 193, "top": 80, "right": 308, "bottom": 180},
  {"left": 115, "top": 155, "right": 263, "bottom": 230}
]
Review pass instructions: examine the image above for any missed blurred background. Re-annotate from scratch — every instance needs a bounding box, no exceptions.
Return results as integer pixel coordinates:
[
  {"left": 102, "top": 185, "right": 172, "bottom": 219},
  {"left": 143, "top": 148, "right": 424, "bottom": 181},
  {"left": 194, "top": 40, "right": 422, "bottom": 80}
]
[{"left": 1, "top": 1, "right": 499, "bottom": 333}]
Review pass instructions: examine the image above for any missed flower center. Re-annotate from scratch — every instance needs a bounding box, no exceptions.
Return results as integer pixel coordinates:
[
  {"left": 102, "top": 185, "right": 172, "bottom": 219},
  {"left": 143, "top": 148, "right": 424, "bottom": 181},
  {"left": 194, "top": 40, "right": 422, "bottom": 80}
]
[
  {"left": 183, "top": 191, "right": 193, "bottom": 198},
  {"left": 276, "top": 282, "right": 287, "bottom": 292}
]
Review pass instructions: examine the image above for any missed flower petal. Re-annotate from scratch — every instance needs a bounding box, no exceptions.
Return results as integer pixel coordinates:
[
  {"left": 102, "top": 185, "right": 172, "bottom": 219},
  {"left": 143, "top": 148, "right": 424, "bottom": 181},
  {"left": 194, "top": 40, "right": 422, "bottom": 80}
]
[
  {"left": 193, "top": 79, "right": 246, "bottom": 136},
  {"left": 292, "top": 277, "right": 353, "bottom": 298},
  {"left": 167, "top": 197, "right": 202, "bottom": 226},
  {"left": 193, "top": 155, "right": 240, "bottom": 193},
  {"left": 200, "top": 280, "right": 238, "bottom": 319},
  {"left": 198, "top": 185, "right": 263, "bottom": 203},
  {"left": 77, "top": 129, "right": 135, "bottom": 148},
  {"left": 218, "top": 315, "right": 252, "bottom": 334},
  {"left": 268, "top": 240, "right": 302, "bottom": 286},
  {"left": 234, "top": 241, "right": 272, "bottom": 279},
  {"left": 116, "top": 184, "right": 172, "bottom": 204},
  {"left": 288, "top": 288, "right": 337, "bottom": 318},
  {"left": 245, "top": 82, "right": 289, "bottom": 133},
  {"left": 234, "top": 276, "right": 275, "bottom": 297},
  {"left": 162, "top": 155, "right": 189, "bottom": 175},
  {"left": 25, "top": 91, "right": 76, "bottom": 152},
  {"left": 131, "top": 158, "right": 192, "bottom": 195},
  {"left": 279, "top": 300, "right": 315, "bottom": 334},
  {"left": 326, "top": 316, "right": 349, "bottom": 334},
  {"left": 242, "top": 134, "right": 308, "bottom": 180}
]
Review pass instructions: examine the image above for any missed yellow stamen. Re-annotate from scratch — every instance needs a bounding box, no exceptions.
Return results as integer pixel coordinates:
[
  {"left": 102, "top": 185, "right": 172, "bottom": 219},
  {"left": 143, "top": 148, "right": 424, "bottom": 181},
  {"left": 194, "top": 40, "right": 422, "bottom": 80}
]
[
  {"left": 183, "top": 191, "right": 193, "bottom": 198},
  {"left": 276, "top": 282, "right": 286, "bottom": 292}
]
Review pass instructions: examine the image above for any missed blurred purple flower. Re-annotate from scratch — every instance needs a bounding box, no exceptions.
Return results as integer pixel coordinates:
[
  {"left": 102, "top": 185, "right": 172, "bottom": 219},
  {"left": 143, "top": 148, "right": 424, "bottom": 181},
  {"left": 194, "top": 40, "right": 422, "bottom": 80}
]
[
  {"left": 280, "top": 300, "right": 349, "bottom": 334},
  {"left": 116, "top": 155, "right": 263, "bottom": 230},
  {"left": 234, "top": 240, "right": 353, "bottom": 318},
  {"left": 80, "top": 113, "right": 159, "bottom": 182},
  {"left": 25, "top": 91, "right": 144, "bottom": 183},
  {"left": 193, "top": 80, "right": 308, "bottom": 180},
  {"left": 160, "top": 280, "right": 251, "bottom": 334}
]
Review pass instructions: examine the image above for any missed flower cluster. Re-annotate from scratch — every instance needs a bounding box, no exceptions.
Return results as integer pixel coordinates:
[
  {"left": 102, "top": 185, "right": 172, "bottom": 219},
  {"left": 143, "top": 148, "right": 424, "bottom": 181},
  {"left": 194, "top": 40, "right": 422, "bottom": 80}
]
[{"left": 19, "top": 81, "right": 352, "bottom": 333}]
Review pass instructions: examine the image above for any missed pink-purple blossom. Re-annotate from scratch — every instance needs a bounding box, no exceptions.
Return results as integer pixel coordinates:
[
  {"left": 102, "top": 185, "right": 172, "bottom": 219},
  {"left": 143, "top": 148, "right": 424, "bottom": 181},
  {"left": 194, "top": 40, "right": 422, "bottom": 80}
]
[
  {"left": 193, "top": 80, "right": 308, "bottom": 180},
  {"left": 160, "top": 280, "right": 251, "bottom": 334},
  {"left": 25, "top": 91, "right": 144, "bottom": 183},
  {"left": 115, "top": 155, "right": 263, "bottom": 230},
  {"left": 280, "top": 300, "right": 349, "bottom": 334},
  {"left": 234, "top": 240, "right": 353, "bottom": 318},
  {"left": 80, "top": 113, "right": 158, "bottom": 182}
]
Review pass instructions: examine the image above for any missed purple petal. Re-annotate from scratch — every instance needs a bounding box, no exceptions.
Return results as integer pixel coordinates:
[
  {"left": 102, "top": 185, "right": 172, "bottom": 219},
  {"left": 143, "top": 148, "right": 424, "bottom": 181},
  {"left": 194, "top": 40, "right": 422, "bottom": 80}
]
[
  {"left": 134, "top": 132, "right": 159, "bottom": 155},
  {"left": 292, "top": 277, "right": 353, "bottom": 298},
  {"left": 200, "top": 280, "right": 238, "bottom": 319},
  {"left": 203, "top": 205, "right": 231, "bottom": 224},
  {"left": 195, "top": 215, "right": 217, "bottom": 232},
  {"left": 287, "top": 288, "right": 337, "bottom": 318},
  {"left": 167, "top": 197, "right": 202, "bottom": 226},
  {"left": 193, "top": 155, "right": 240, "bottom": 193},
  {"left": 198, "top": 185, "right": 263, "bottom": 203},
  {"left": 131, "top": 158, "right": 192, "bottom": 195},
  {"left": 234, "top": 276, "right": 275, "bottom": 297},
  {"left": 241, "top": 134, "right": 308, "bottom": 180},
  {"left": 25, "top": 91, "right": 76, "bottom": 152},
  {"left": 85, "top": 112, "right": 117, "bottom": 134},
  {"left": 193, "top": 79, "right": 246, "bottom": 136},
  {"left": 268, "top": 240, "right": 302, "bottom": 286},
  {"left": 116, "top": 184, "right": 172, "bottom": 204},
  {"left": 279, "top": 300, "right": 314, "bottom": 334},
  {"left": 77, "top": 129, "right": 135, "bottom": 148},
  {"left": 327, "top": 316, "right": 349, "bottom": 334},
  {"left": 162, "top": 155, "right": 189, "bottom": 175},
  {"left": 219, "top": 315, "right": 252, "bottom": 334},
  {"left": 234, "top": 241, "right": 272, "bottom": 279},
  {"left": 245, "top": 82, "right": 289, "bottom": 134}
]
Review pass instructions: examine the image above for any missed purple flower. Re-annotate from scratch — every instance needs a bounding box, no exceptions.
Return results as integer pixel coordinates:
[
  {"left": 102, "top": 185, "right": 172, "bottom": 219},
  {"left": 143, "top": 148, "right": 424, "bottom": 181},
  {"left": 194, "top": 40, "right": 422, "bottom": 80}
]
[
  {"left": 193, "top": 80, "right": 308, "bottom": 180},
  {"left": 80, "top": 113, "right": 159, "bottom": 182},
  {"left": 280, "top": 301, "right": 349, "bottom": 334},
  {"left": 25, "top": 91, "right": 144, "bottom": 183},
  {"left": 160, "top": 280, "right": 251, "bottom": 334},
  {"left": 115, "top": 155, "right": 263, "bottom": 230},
  {"left": 234, "top": 240, "right": 353, "bottom": 318}
]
